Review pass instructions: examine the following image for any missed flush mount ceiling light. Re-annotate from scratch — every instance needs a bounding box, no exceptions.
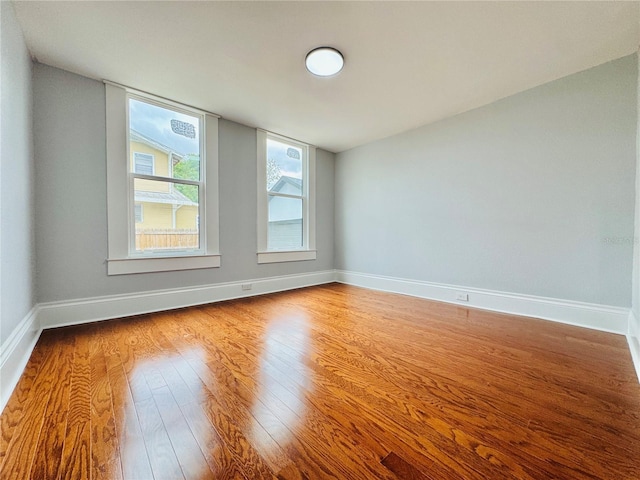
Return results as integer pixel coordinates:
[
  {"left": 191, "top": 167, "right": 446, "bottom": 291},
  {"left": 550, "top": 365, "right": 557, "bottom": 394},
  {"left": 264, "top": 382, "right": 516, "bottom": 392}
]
[{"left": 305, "top": 47, "right": 344, "bottom": 77}]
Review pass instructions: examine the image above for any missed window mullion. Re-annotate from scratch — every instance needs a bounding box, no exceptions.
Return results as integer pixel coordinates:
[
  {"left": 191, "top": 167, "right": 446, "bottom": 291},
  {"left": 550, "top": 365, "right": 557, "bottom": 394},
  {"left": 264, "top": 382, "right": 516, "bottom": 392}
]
[
  {"left": 267, "top": 192, "right": 303, "bottom": 201},
  {"left": 132, "top": 173, "right": 202, "bottom": 187}
]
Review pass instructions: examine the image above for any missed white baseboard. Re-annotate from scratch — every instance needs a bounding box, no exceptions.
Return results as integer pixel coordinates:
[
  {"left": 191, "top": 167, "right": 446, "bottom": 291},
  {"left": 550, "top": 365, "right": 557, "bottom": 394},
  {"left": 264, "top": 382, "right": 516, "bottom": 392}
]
[
  {"left": 628, "top": 310, "right": 640, "bottom": 382},
  {"left": 38, "top": 270, "right": 335, "bottom": 330},
  {"left": 0, "top": 307, "right": 42, "bottom": 412},
  {"left": 336, "top": 270, "right": 629, "bottom": 335}
]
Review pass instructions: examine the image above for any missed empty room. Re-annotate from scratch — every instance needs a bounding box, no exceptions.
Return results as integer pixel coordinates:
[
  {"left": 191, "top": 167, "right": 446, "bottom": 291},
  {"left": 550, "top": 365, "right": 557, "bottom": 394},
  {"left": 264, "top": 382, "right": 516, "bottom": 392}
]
[{"left": 1, "top": 1, "right": 640, "bottom": 479}]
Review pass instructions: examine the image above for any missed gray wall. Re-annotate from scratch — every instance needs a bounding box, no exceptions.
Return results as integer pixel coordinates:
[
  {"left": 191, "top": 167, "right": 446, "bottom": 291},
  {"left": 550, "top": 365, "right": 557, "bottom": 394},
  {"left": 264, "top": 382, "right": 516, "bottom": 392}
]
[
  {"left": 1, "top": 3, "right": 35, "bottom": 344},
  {"left": 335, "top": 55, "right": 637, "bottom": 307},
  {"left": 34, "top": 63, "right": 334, "bottom": 303},
  {"left": 632, "top": 50, "right": 640, "bottom": 332}
]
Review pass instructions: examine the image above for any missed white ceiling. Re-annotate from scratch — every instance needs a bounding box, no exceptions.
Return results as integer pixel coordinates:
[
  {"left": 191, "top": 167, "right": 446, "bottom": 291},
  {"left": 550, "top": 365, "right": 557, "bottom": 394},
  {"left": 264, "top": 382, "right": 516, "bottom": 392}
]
[{"left": 12, "top": 1, "right": 640, "bottom": 153}]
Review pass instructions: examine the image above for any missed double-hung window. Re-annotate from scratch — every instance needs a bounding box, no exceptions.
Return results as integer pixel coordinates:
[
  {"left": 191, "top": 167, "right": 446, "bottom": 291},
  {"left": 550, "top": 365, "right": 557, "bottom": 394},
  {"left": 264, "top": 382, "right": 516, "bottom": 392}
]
[
  {"left": 105, "top": 83, "right": 220, "bottom": 275},
  {"left": 257, "top": 129, "right": 316, "bottom": 263}
]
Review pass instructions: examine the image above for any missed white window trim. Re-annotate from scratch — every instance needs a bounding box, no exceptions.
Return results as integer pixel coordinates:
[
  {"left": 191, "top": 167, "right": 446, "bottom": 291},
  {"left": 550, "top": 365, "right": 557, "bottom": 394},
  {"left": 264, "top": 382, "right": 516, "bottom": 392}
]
[
  {"left": 256, "top": 129, "right": 316, "bottom": 264},
  {"left": 105, "top": 82, "right": 220, "bottom": 275}
]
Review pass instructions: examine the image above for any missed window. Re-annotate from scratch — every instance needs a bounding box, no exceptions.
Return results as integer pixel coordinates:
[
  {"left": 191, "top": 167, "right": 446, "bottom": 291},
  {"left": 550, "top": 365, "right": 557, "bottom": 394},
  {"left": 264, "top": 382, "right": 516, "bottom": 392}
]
[
  {"left": 133, "top": 152, "right": 154, "bottom": 175},
  {"left": 257, "top": 130, "right": 316, "bottom": 263},
  {"left": 105, "top": 82, "right": 220, "bottom": 275}
]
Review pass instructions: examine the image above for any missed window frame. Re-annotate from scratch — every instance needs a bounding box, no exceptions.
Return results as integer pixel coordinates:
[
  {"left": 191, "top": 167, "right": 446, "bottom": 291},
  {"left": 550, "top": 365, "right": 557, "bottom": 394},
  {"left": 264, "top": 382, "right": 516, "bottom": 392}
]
[
  {"left": 105, "top": 82, "right": 220, "bottom": 275},
  {"left": 127, "top": 93, "right": 206, "bottom": 256},
  {"left": 256, "top": 129, "right": 316, "bottom": 264}
]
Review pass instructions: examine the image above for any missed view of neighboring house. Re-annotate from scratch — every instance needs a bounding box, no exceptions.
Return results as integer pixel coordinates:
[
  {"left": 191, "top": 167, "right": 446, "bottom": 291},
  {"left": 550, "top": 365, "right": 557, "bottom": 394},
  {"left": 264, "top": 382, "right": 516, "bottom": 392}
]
[
  {"left": 268, "top": 175, "right": 303, "bottom": 249},
  {"left": 130, "top": 129, "right": 199, "bottom": 232}
]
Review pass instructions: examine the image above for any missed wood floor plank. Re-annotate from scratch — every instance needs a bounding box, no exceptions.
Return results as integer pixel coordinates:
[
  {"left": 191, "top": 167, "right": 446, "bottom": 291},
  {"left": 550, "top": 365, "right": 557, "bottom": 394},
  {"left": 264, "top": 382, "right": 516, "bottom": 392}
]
[
  {"left": 90, "top": 326, "right": 123, "bottom": 480},
  {"left": 103, "top": 355, "right": 155, "bottom": 480},
  {"left": 151, "top": 384, "right": 215, "bottom": 479},
  {"left": 98, "top": 319, "right": 155, "bottom": 480},
  {"left": 381, "top": 452, "right": 430, "bottom": 480},
  {"left": 179, "top": 399, "right": 249, "bottom": 480},
  {"left": 0, "top": 332, "right": 51, "bottom": 461},
  {"left": 112, "top": 319, "right": 185, "bottom": 480},
  {"left": 134, "top": 393, "right": 185, "bottom": 480},
  {"left": 0, "top": 331, "right": 67, "bottom": 479},
  {"left": 1, "top": 284, "right": 639, "bottom": 479},
  {"left": 58, "top": 328, "right": 92, "bottom": 480},
  {"left": 30, "top": 332, "right": 75, "bottom": 480}
]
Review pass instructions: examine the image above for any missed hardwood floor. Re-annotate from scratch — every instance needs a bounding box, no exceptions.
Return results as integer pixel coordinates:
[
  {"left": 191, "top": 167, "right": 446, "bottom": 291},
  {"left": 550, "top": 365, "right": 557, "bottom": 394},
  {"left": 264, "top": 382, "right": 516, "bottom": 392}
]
[{"left": 1, "top": 283, "right": 639, "bottom": 479}]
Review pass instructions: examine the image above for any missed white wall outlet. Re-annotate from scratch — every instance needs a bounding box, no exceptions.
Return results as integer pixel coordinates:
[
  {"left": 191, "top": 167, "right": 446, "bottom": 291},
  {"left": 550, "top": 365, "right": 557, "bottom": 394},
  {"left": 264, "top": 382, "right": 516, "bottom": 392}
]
[
  {"left": 241, "top": 283, "right": 252, "bottom": 291},
  {"left": 456, "top": 292, "right": 469, "bottom": 302}
]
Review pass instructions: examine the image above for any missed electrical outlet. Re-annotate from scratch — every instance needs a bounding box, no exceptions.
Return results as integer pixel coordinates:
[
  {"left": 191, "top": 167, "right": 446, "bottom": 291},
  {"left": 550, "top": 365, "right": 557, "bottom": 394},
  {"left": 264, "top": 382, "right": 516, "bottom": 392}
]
[
  {"left": 456, "top": 292, "right": 469, "bottom": 302},
  {"left": 241, "top": 283, "right": 252, "bottom": 291}
]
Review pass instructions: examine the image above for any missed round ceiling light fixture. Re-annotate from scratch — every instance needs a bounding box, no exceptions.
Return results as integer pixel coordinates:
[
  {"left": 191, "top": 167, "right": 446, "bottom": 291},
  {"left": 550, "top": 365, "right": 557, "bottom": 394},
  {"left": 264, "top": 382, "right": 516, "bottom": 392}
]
[{"left": 305, "top": 47, "right": 344, "bottom": 77}]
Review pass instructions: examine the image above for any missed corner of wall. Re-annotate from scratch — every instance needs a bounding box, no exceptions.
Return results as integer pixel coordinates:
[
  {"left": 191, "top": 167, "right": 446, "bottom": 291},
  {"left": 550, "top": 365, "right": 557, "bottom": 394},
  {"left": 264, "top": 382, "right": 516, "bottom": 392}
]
[
  {"left": 0, "top": 0, "right": 40, "bottom": 413},
  {"left": 630, "top": 48, "right": 640, "bottom": 383},
  {"left": 0, "top": 308, "right": 41, "bottom": 412}
]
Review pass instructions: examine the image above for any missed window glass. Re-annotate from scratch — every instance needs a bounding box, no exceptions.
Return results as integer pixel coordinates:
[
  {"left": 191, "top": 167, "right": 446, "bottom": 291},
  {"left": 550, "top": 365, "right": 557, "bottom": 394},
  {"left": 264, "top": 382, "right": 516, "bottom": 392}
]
[
  {"left": 268, "top": 195, "right": 303, "bottom": 250},
  {"left": 266, "top": 138, "right": 302, "bottom": 191},
  {"left": 133, "top": 178, "right": 200, "bottom": 252},
  {"left": 129, "top": 98, "right": 201, "bottom": 181},
  {"left": 265, "top": 137, "right": 304, "bottom": 250}
]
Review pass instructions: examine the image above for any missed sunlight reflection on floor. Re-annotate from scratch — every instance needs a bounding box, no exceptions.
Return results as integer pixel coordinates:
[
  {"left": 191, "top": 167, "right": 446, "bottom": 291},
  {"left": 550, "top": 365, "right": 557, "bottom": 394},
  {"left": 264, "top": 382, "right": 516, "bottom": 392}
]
[{"left": 251, "top": 314, "right": 311, "bottom": 451}]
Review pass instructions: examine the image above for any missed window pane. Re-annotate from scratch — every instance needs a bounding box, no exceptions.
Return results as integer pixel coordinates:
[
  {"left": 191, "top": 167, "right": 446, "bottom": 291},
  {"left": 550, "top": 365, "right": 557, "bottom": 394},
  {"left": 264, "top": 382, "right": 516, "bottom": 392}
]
[
  {"left": 129, "top": 98, "right": 200, "bottom": 181},
  {"left": 134, "top": 178, "right": 200, "bottom": 251},
  {"left": 268, "top": 195, "right": 302, "bottom": 250},
  {"left": 267, "top": 138, "right": 302, "bottom": 193}
]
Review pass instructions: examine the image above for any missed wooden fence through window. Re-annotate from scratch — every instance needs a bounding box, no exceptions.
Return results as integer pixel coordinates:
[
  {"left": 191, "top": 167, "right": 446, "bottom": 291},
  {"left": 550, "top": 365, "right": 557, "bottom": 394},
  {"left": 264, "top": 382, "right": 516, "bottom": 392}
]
[{"left": 136, "top": 229, "right": 199, "bottom": 250}]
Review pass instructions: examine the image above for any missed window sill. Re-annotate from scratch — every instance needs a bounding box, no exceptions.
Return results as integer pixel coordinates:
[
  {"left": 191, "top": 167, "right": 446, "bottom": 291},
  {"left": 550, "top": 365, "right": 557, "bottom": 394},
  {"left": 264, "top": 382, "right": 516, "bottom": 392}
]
[
  {"left": 107, "top": 254, "right": 221, "bottom": 275},
  {"left": 257, "top": 250, "right": 317, "bottom": 264}
]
